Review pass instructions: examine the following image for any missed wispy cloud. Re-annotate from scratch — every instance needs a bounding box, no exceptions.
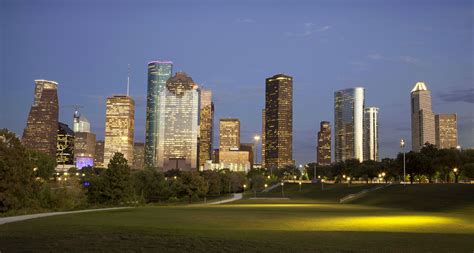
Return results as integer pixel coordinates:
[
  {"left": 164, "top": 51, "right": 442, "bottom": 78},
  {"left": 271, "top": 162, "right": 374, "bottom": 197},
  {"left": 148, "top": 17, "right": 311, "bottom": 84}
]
[
  {"left": 286, "top": 23, "right": 331, "bottom": 37},
  {"left": 235, "top": 17, "right": 255, "bottom": 23},
  {"left": 367, "top": 53, "right": 420, "bottom": 65},
  {"left": 438, "top": 88, "right": 474, "bottom": 104}
]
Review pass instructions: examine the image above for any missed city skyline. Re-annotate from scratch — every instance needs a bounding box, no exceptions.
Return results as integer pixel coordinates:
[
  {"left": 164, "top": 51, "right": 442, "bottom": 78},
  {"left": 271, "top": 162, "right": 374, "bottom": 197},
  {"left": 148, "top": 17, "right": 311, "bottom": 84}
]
[{"left": 1, "top": 0, "right": 473, "bottom": 165}]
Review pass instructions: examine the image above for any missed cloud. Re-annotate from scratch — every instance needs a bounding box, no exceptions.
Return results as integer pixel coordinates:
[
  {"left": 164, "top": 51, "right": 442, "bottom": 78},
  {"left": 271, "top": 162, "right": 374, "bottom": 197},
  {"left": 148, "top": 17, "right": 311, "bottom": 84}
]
[
  {"left": 438, "top": 88, "right": 474, "bottom": 104},
  {"left": 286, "top": 23, "right": 331, "bottom": 37},
  {"left": 235, "top": 17, "right": 255, "bottom": 23},
  {"left": 399, "top": 56, "right": 419, "bottom": 64}
]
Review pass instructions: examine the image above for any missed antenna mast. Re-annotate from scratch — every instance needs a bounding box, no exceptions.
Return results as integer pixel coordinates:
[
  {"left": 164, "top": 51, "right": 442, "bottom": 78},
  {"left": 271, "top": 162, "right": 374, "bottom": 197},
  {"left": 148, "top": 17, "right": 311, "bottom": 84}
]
[{"left": 127, "top": 64, "right": 130, "bottom": 96}]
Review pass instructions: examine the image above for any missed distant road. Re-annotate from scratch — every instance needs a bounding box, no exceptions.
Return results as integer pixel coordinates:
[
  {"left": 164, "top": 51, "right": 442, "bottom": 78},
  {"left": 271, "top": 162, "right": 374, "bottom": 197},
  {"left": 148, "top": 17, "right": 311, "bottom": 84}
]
[{"left": 0, "top": 207, "right": 132, "bottom": 225}]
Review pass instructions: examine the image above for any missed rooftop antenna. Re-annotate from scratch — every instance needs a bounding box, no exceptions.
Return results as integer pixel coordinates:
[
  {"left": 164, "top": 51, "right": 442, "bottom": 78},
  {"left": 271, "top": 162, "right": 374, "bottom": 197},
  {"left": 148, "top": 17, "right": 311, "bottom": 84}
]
[{"left": 127, "top": 64, "right": 130, "bottom": 96}]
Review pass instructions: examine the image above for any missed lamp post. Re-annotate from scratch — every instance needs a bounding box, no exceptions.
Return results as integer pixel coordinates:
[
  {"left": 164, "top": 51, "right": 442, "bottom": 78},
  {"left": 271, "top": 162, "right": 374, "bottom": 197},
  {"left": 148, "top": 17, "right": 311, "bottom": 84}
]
[
  {"left": 400, "top": 139, "right": 406, "bottom": 186},
  {"left": 321, "top": 179, "right": 325, "bottom": 190},
  {"left": 313, "top": 164, "right": 317, "bottom": 182},
  {"left": 281, "top": 182, "right": 284, "bottom": 197},
  {"left": 299, "top": 181, "right": 302, "bottom": 191},
  {"left": 453, "top": 168, "right": 459, "bottom": 183},
  {"left": 253, "top": 135, "right": 260, "bottom": 168}
]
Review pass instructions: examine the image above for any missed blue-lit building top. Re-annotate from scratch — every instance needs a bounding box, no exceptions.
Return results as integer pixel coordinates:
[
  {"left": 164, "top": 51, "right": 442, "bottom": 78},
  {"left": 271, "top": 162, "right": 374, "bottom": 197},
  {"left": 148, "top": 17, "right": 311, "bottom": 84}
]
[{"left": 145, "top": 61, "right": 173, "bottom": 168}]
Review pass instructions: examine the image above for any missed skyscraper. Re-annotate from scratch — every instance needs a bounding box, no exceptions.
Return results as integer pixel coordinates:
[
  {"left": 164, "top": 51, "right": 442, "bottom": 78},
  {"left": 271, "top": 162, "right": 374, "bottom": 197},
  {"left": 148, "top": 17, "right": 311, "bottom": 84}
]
[
  {"left": 145, "top": 61, "right": 173, "bottom": 168},
  {"left": 133, "top": 142, "right": 145, "bottom": 170},
  {"left": 104, "top": 95, "right": 135, "bottom": 166},
  {"left": 334, "top": 87, "right": 365, "bottom": 162},
  {"left": 94, "top": 140, "right": 105, "bottom": 167},
  {"left": 411, "top": 82, "right": 435, "bottom": 151},
  {"left": 435, "top": 113, "right": 458, "bottom": 149},
  {"left": 73, "top": 111, "right": 96, "bottom": 169},
  {"left": 264, "top": 74, "right": 293, "bottom": 169},
  {"left": 199, "top": 89, "right": 214, "bottom": 168},
  {"left": 157, "top": 72, "right": 200, "bottom": 171},
  {"left": 73, "top": 111, "right": 90, "bottom": 133},
  {"left": 317, "top": 121, "right": 331, "bottom": 165},
  {"left": 57, "top": 122, "right": 75, "bottom": 167},
  {"left": 22, "top": 80, "right": 59, "bottom": 158},
  {"left": 219, "top": 118, "right": 240, "bottom": 151},
  {"left": 364, "top": 107, "right": 379, "bottom": 161},
  {"left": 261, "top": 108, "right": 266, "bottom": 167}
]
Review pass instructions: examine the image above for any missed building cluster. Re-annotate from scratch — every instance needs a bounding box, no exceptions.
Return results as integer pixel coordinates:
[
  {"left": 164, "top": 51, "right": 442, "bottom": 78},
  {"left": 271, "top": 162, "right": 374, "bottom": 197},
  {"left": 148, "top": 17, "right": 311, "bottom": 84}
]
[{"left": 21, "top": 66, "right": 459, "bottom": 172}]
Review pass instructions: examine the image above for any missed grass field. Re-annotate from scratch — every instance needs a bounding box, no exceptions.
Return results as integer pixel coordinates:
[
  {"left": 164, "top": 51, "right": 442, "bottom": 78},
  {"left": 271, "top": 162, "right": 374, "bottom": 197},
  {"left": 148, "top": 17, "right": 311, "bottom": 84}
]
[{"left": 1, "top": 184, "right": 473, "bottom": 252}]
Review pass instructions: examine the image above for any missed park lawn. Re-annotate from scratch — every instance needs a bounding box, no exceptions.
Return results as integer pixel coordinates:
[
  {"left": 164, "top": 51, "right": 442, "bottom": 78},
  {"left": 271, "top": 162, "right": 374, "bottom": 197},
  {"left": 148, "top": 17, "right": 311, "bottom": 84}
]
[{"left": 1, "top": 202, "right": 473, "bottom": 252}]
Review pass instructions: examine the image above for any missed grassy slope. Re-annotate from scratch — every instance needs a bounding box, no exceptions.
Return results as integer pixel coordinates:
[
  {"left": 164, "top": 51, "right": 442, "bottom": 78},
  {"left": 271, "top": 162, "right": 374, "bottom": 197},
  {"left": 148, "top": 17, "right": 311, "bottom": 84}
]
[{"left": 1, "top": 184, "right": 473, "bottom": 252}]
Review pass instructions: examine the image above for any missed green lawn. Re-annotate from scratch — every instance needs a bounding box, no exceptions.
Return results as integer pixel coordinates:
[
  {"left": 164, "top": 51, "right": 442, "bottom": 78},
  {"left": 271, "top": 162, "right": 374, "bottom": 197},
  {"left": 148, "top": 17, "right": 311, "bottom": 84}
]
[{"left": 1, "top": 184, "right": 473, "bottom": 252}]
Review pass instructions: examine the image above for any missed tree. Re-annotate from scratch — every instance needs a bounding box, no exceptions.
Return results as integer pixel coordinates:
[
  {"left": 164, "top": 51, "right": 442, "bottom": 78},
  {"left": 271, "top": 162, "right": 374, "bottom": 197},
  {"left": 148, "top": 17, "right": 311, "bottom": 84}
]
[
  {"left": 250, "top": 174, "right": 265, "bottom": 196},
  {"left": 359, "top": 160, "right": 378, "bottom": 183},
  {"left": 132, "top": 168, "right": 168, "bottom": 203},
  {"left": 201, "top": 171, "right": 221, "bottom": 196},
  {"left": 179, "top": 171, "right": 208, "bottom": 203},
  {"left": 28, "top": 150, "right": 56, "bottom": 180},
  {"left": 420, "top": 144, "right": 438, "bottom": 182},
  {"left": 461, "top": 163, "right": 474, "bottom": 180},
  {"left": 0, "top": 129, "right": 39, "bottom": 212}
]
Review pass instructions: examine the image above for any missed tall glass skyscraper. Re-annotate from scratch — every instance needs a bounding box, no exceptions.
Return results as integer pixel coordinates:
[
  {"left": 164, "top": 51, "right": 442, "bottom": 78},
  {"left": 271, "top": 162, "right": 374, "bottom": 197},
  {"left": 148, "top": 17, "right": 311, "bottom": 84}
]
[
  {"left": 198, "top": 89, "right": 214, "bottom": 168},
  {"left": 363, "top": 107, "right": 379, "bottom": 161},
  {"left": 411, "top": 81, "right": 435, "bottom": 151},
  {"left": 334, "top": 87, "right": 365, "bottom": 162},
  {"left": 157, "top": 72, "right": 200, "bottom": 171},
  {"left": 145, "top": 61, "right": 173, "bottom": 168}
]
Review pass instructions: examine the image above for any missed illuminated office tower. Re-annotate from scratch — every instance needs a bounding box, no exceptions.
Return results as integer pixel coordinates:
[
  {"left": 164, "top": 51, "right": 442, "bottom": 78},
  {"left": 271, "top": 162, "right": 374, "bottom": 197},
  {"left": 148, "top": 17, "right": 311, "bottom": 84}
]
[
  {"left": 261, "top": 109, "right": 265, "bottom": 167},
  {"left": 73, "top": 111, "right": 90, "bottom": 133},
  {"left": 411, "top": 82, "right": 435, "bottom": 151},
  {"left": 57, "top": 122, "right": 75, "bottom": 168},
  {"left": 145, "top": 61, "right": 173, "bottom": 168},
  {"left": 219, "top": 118, "right": 240, "bottom": 151},
  {"left": 199, "top": 89, "right": 214, "bottom": 167},
  {"left": 133, "top": 142, "right": 145, "bottom": 170},
  {"left": 157, "top": 72, "right": 200, "bottom": 171},
  {"left": 103, "top": 95, "right": 135, "bottom": 166},
  {"left": 334, "top": 87, "right": 365, "bottom": 162},
  {"left": 363, "top": 107, "right": 379, "bottom": 161},
  {"left": 73, "top": 111, "right": 96, "bottom": 169},
  {"left": 22, "top": 80, "right": 59, "bottom": 158},
  {"left": 94, "top": 140, "right": 105, "bottom": 167},
  {"left": 435, "top": 113, "right": 458, "bottom": 149},
  {"left": 264, "top": 74, "right": 293, "bottom": 169},
  {"left": 317, "top": 121, "right": 331, "bottom": 165}
]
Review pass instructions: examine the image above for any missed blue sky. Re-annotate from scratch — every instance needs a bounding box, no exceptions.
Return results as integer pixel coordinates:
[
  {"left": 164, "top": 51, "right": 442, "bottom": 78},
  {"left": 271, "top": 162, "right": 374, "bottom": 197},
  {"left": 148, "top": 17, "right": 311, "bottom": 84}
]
[{"left": 1, "top": 0, "right": 473, "bottom": 165}]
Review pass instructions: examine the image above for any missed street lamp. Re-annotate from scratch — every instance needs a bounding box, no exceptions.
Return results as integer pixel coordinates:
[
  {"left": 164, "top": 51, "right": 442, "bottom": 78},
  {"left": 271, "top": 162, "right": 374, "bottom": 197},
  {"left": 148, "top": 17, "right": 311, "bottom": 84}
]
[
  {"left": 243, "top": 184, "right": 247, "bottom": 191},
  {"left": 347, "top": 177, "right": 351, "bottom": 187},
  {"left": 400, "top": 139, "right": 406, "bottom": 186},
  {"left": 453, "top": 168, "right": 459, "bottom": 183},
  {"left": 264, "top": 183, "right": 268, "bottom": 188},
  {"left": 254, "top": 135, "right": 260, "bottom": 167},
  {"left": 299, "top": 181, "right": 302, "bottom": 191},
  {"left": 281, "top": 182, "right": 284, "bottom": 197}
]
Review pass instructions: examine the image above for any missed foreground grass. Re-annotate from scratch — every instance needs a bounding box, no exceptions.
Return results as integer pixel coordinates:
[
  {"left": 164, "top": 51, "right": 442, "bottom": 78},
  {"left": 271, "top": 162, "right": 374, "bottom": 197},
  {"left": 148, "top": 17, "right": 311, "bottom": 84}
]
[{"left": 1, "top": 184, "right": 473, "bottom": 252}]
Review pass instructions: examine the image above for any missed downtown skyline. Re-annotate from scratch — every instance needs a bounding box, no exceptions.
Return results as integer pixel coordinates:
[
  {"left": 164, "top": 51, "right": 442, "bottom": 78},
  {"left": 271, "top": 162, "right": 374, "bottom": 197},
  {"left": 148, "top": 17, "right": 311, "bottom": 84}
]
[{"left": 1, "top": 0, "right": 473, "bottom": 165}]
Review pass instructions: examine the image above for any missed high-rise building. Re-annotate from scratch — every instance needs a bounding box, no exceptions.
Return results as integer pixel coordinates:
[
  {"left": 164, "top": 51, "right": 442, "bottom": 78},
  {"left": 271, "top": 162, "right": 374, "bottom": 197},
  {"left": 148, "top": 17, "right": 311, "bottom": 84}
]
[
  {"left": 94, "top": 140, "right": 105, "bottom": 167},
  {"left": 334, "top": 87, "right": 365, "bottom": 162},
  {"left": 364, "top": 107, "right": 379, "bottom": 161},
  {"left": 57, "top": 122, "right": 75, "bottom": 167},
  {"left": 75, "top": 132, "right": 96, "bottom": 169},
  {"left": 240, "top": 143, "right": 255, "bottom": 166},
  {"left": 219, "top": 118, "right": 240, "bottom": 151},
  {"left": 435, "top": 113, "right": 458, "bottom": 149},
  {"left": 317, "top": 121, "right": 331, "bottom": 165},
  {"left": 104, "top": 95, "right": 135, "bottom": 166},
  {"left": 22, "top": 80, "right": 59, "bottom": 158},
  {"left": 145, "top": 61, "right": 173, "bottom": 168},
  {"left": 199, "top": 89, "right": 214, "bottom": 168},
  {"left": 157, "top": 72, "right": 200, "bottom": 171},
  {"left": 133, "top": 142, "right": 145, "bottom": 170},
  {"left": 261, "top": 109, "right": 265, "bottom": 167},
  {"left": 411, "top": 82, "right": 435, "bottom": 151},
  {"left": 264, "top": 74, "right": 293, "bottom": 169},
  {"left": 73, "top": 111, "right": 90, "bottom": 133}
]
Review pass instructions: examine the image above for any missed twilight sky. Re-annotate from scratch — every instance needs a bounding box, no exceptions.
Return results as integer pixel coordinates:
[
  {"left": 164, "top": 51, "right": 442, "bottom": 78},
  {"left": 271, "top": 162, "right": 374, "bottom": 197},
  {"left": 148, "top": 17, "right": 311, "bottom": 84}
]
[{"left": 1, "top": 0, "right": 473, "bottom": 165}]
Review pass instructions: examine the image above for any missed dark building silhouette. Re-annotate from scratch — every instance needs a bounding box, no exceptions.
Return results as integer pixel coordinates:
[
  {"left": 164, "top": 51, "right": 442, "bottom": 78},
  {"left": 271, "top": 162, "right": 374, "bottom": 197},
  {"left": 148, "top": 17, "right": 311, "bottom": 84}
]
[
  {"left": 22, "top": 80, "right": 59, "bottom": 158},
  {"left": 317, "top": 121, "right": 331, "bottom": 165},
  {"left": 94, "top": 140, "right": 105, "bottom": 167},
  {"left": 264, "top": 74, "right": 293, "bottom": 169},
  {"left": 133, "top": 142, "right": 145, "bottom": 170},
  {"left": 57, "top": 122, "right": 75, "bottom": 166}
]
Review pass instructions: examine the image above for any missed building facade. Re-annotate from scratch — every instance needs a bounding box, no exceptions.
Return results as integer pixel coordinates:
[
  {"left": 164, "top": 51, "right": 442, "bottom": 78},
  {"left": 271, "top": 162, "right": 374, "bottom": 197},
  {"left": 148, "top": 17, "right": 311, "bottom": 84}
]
[
  {"left": 199, "top": 89, "right": 214, "bottom": 168},
  {"left": 334, "top": 87, "right": 365, "bottom": 162},
  {"left": 94, "top": 140, "right": 105, "bottom": 167},
  {"left": 261, "top": 108, "right": 265, "bottom": 167},
  {"left": 57, "top": 122, "right": 75, "bottom": 168},
  {"left": 133, "top": 142, "right": 145, "bottom": 170},
  {"left": 411, "top": 82, "right": 435, "bottom": 151},
  {"left": 73, "top": 111, "right": 91, "bottom": 133},
  {"left": 22, "top": 80, "right": 59, "bottom": 158},
  {"left": 104, "top": 95, "right": 135, "bottom": 166},
  {"left": 363, "top": 107, "right": 379, "bottom": 161},
  {"left": 264, "top": 74, "right": 293, "bottom": 169},
  {"left": 219, "top": 118, "right": 240, "bottom": 151},
  {"left": 75, "top": 132, "right": 96, "bottom": 169},
  {"left": 435, "top": 113, "right": 458, "bottom": 149},
  {"left": 145, "top": 61, "right": 173, "bottom": 168},
  {"left": 317, "top": 121, "right": 331, "bottom": 165},
  {"left": 240, "top": 143, "right": 254, "bottom": 167},
  {"left": 157, "top": 72, "right": 200, "bottom": 171}
]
